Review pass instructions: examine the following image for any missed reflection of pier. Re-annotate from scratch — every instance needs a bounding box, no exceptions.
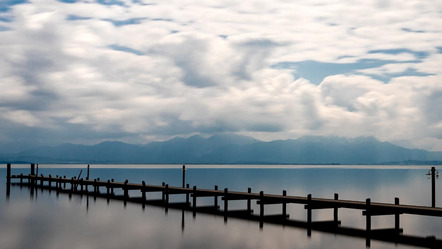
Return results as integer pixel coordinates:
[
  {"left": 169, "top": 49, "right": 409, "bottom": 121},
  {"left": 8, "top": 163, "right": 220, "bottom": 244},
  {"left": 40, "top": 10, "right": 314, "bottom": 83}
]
[{"left": 5, "top": 164, "right": 442, "bottom": 248}]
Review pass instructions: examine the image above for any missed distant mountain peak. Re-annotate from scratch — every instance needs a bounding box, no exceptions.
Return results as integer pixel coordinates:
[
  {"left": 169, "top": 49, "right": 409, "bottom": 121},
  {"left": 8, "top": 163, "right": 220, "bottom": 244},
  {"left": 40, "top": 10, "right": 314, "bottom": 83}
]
[
  {"left": 3, "top": 135, "right": 442, "bottom": 164},
  {"left": 296, "top": 135, "right": 379, "bottom": 144}
]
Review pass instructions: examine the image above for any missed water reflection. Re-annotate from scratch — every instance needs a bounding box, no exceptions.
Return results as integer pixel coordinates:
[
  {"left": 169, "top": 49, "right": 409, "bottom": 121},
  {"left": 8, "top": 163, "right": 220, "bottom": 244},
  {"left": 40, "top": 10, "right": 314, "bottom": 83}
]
[{"left": 2, "top": 166, "right": 442, "bottom": 249}]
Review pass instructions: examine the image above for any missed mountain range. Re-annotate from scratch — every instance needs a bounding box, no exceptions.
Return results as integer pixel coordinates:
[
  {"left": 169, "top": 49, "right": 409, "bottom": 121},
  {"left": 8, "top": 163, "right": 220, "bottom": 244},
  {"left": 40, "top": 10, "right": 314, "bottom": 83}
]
[{"left": 1, "top": 134, "right": 442, "bottom": 165}]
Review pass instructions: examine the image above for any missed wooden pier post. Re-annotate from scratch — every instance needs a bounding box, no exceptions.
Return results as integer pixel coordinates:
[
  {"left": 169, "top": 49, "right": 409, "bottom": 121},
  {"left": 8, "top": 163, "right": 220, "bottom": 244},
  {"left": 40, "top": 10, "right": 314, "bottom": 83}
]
[
  {"left": 259, "top": 191, "right": 264, "bottom": 229},
  {"left": 48, "top": 175, "right": 52, "bottom": 193},
  {"left": 106, "top": 180, "right": 110, "bottom": 195},
  {"left": 214, "top": 185, "right": 218, "bottom": 208},
  {"left": 395, "top": 197, "right": 400, "bottom": 231},
  {"left": 124, "top": 180, "right": 129, "bottom": 205},
  {"left": 366, "top": 198, "right": 371, "bottom": 247},
  {"left": 80, "top": 178, "right": 84, "bottom": 194},
  {"left": 106, "top": 180, "right": 110, "bottom": 204},
  {"left": 282, "top": 190, "right": 287, "bottom": 218},
  {"left": 334, "top": 193, "right": 339, "bottom": 224},
  {"left": 142, "top": 181, "right": 146, "bottom": 209},
  {"left": 87, "top": 164, "right": 90, "bottom": 180},
  {"left": 366, "top": 198, "right": 371, "bottom": 232},
  {"left": 186, "top": 184, "right": 190, "bottom": 204},
  {"left": 431, "top": 167, "right": 436, "bottom": 208},
  {"left": 247, "top": 188, "right": 252, "bottom": 213},
  {"left": 193, "top": 186, "right": 197, "bottom": 218},
  {"left": 307, "top": 194, "right": 312, "bottom": 224},
  {"left": 6, "top": 164, "right": 11, "bottom": 198},
  {"left": 69, "top": 177, "right": 74, "bottom": 199},
  {"left": 224, "top": 188, "right": 229, "bottom": 222},
  {"left": 63, "top": 176, "right": 66, "bottom": 189},
  {"left": 6, "top": 163, "right": 11, "bottom": 181},
  {"left": 307, "top": 194, "right": 312, "bottom": 237},
  {"left": 31, "top": 163, "right": 35, "bottom": 175},
  {"left": 162, "top": 182, "right": 165, "bottom": 202},
  {"left": 182, "top": 165, "right": 186, "bottom": 188},
  {"left": 260, "top": 191, "right": 264, "bottom": 219},
  {"left": 111, "top": 179, "right": 114, "bottom": 195},
  {"left": 193, "top": 186, "right": 197, "bottom": 209},
  {"left": 165, "top": 184, "right": 169, "bottom": 205},
  {"left": 93, "top": 179, "right": 97, "bottom": 201},
  {"left": 20, "top": 173, "right": 23, "bottom": 186}
]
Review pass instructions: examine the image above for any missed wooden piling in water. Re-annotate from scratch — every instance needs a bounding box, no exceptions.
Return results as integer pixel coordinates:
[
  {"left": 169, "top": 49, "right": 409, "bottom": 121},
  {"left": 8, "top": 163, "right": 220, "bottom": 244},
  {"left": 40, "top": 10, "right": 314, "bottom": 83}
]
[
  {"left": 334, "top": 193, "right": 339, "bottom": 224},
  {"left": 366, "top": 198, "right": 371, "bottom": 232},
  {"left": 247, "top": 188, "right": 252, "bottom": 213},
  {"left": 214, "top": 185, "right": 218, "bottom": 208},
  {"left": 186, "top": 184, "right": 190, "bottom": 204},
  {"left": 395, "top": 197, "right": 400, "bottom": 231},
  {"left": 6, "top": 164, "right": 11, "bottom": 181},
  {"left": 142, "top": 181, "right": 146, "bottom": 209}
]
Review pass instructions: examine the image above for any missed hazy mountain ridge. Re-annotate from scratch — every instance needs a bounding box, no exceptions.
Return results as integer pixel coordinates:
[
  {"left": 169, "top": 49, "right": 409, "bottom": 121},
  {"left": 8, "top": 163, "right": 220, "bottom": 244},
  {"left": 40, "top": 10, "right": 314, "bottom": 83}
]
[{"left": 1, "top": 135, "right": 442, "bottom": 164}]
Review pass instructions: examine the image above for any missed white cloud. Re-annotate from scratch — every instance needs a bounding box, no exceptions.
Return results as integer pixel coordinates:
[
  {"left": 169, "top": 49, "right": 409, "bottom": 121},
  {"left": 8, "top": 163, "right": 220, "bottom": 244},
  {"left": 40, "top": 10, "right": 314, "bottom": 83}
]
[{"left": 1, "top": 0, "right": 442, "bottom": 151}]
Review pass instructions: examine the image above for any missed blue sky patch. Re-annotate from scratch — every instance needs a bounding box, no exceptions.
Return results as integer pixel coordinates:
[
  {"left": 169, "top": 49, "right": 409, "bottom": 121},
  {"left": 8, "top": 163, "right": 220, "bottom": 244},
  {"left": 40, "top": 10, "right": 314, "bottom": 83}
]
[
  {"left": 108, "top": 44, "right": 144, "bottom": 55},
  {"left": 97, "top": 0, "right": 126, "bottom": 6},
  {"left": 0, "top": 16, "right": 12, "bottom": 22},
  {"left": 67, "top": 15, "right": 92, "bottom": 21},
  {"left": 365, "top": 68, "right": 432, "bottom": 83},
  {"left": 273, "top": 59, "right": 399, "bottom": 84},
  {"left": 272, "top": 58, "right": 432, "bottom": 84},
  {"left": 0, "top": 0, "right": 28, "bottom": 12},
  {"left": 401, "top": 27, "right": 427, "bottom": 33},
  {"left": 57, "top": 0, "right": 78, "bottom": 3},
  {"left": 369, "top": 48, "right": 428, "bottom": 60},
  {"left": 437, "top": 47, "right": 442, "bottom": 54},
  {"left": 0, "top": 25, "right": 10, "bottom": 31},
  {"left": 103, "top": 18, "right": 146, "bottom": 26}
]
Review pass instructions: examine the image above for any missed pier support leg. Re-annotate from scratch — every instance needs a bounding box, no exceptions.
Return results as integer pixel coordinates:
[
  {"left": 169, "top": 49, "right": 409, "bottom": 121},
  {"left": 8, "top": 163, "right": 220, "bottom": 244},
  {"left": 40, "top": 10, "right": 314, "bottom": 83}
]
[
  {"left": 48, "top": 175, "right": 52, "bottom": 193},
  {"left": 395, "top": 197, "right": 400, "bottom": 231},
  {"left": 366, "top": 198, "right": 371, "bottom": 247},
  {"left": 247, "top": 188, "right": 252, "bottom": 213},
  {"left": 165, "top": 184, "right": 169, "bottom": 213},
  {"left": 31, "top": 164, "right": 35, "bottom": 175},
  {"left": 162, "top": 182, "right": 165, "bottom": 202},
  {"left": 93, "top": 179, "right": 97, "bottom": 201},
  {"left": 307, "top": 194, "right": 312, "bottom": 237},
  {"left": 224, "top": 188, "right": 229, "bottom": 222},
  {"left": 282, "top": 190, "right": 287, "bottom": 218},
  {"left": 182, "top": 165, "right": 186, "bottom": 188},
  {"left": 124, "top": 179, "right": 129, "bottom": 206},
  {"left": 111, "top": 179, "right": 114, "bottom": 195},
  {"left": 6, "top": 164, "right": 11, "bottom": 199},
  {"left": 106, "top": 180, "right": 110, "bottom": 204},
  {"left": 334, "top": 193, "right": 339, "bottom": 224},
  {"left": 87, "top": 164, "right": 90, "bottom": 180},
  {"left": 193, "top": 186, "right": 197, "bottom": 217},
  {"left": 214, "top": 185, "right": 218, "bottom": 208},
  {"left": 259, "top": 191, "right": 264, "bottom": 228},
  {"left": 431, "top": 167, "right": 436, "bottom": 208},
  {"left": 186, "top": 184, "right": 190, "bottom": 205},
  {"left": 142, "top": 181, "right": 146, "bottom": 210}
]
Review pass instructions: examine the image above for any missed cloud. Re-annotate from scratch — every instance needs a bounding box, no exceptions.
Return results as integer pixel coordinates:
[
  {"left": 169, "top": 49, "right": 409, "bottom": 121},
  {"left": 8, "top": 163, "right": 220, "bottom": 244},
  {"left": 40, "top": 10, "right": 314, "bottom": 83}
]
[{"left": 1, "top": 0, "right": 442, "bottom": 152}]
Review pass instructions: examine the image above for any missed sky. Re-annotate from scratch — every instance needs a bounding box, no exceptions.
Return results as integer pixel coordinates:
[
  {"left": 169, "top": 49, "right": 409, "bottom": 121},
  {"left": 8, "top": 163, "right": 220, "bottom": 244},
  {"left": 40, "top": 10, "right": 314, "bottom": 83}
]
[{"left": 1, "top": 0, "right": 442, "bottom": 153}]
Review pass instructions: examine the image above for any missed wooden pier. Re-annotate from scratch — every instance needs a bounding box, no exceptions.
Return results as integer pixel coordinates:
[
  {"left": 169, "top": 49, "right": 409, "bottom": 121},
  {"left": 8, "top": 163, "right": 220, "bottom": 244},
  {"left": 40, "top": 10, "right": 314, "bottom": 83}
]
[{"left": 5, "top": 164, "right": 442, "bottom": 248}]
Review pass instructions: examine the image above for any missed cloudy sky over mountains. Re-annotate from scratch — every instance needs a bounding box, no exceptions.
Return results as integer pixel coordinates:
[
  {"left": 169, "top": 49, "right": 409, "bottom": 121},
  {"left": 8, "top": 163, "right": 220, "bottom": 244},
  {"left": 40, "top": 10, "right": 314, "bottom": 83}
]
[{"left": 0, "top": 0, "right": 442, "bottom": 152}]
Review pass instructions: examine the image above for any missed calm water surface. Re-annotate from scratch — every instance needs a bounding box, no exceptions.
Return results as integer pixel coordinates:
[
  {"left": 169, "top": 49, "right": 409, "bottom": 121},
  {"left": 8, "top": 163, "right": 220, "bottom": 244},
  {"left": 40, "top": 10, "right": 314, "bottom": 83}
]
[{"left": 1, "top": 165, "right": 442, "bottom": 249}]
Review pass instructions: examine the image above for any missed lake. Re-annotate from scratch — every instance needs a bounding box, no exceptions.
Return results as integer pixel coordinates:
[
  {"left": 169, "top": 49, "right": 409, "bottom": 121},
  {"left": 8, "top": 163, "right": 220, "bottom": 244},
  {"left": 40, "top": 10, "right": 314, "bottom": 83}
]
[{"left": 1, "top": 164, "right": 442, "bottom": 249}]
